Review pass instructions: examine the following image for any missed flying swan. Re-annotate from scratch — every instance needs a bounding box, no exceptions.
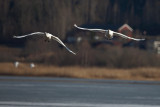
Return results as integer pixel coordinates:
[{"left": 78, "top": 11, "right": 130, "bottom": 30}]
[
  {"left": 74, "top": 24, "right": 145, "bottom": 41},
  {"left": 13, "top": 32, "right": 76, "bottom": 55}
]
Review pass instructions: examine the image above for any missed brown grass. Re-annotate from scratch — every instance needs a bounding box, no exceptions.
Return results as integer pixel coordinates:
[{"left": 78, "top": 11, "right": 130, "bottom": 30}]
[{"left": 0, "top": 62, "right": 160, "bottom": 81}]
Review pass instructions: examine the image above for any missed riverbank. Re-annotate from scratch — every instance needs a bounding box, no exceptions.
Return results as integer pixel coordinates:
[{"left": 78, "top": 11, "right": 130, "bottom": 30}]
[{"left": 0, "top": 62, "right": 160, "bottom": 81}]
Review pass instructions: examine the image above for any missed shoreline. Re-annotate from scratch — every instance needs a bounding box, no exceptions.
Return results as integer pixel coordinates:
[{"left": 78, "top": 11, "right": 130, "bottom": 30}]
[{"left": 0, "top": 62, "right": 160, "bottom": 81}]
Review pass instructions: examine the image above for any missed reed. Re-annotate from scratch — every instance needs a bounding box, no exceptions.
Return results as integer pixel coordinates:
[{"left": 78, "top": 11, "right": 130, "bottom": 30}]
[{"left": 0, "top": 62, "right": 160, "bottom": 81}]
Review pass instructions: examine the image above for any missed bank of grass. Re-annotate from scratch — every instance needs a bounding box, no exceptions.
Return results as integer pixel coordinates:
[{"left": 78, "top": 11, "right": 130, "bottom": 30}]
[{"left": 0, "top": 62, "right": 160, "bottom": 81}]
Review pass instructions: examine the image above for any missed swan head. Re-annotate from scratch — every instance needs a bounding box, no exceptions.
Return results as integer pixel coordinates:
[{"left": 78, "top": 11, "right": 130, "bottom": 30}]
[
  {"left": 105, "top": 30, "right": 113, "bottom": 40},
  {"left": 45, "top": 32, "right": 52, "bottom": 40},
  {"left": 44, "top": 32, "right": 48, "bottom": 37},
  {"left": 43, "top": 32, "right": 51, "bottom": 42}
]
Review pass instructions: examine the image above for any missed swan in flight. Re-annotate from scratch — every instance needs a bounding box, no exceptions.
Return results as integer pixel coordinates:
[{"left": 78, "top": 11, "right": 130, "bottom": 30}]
[
  {"left": 13, "top": 32, "right": 76, "bottom": 55},
  {"left": 74, "top": 24, "right": 145, "bottom": 41}
]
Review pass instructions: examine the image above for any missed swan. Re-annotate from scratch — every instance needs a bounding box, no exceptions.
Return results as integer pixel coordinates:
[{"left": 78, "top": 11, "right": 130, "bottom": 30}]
[
  {"left": 74, "top": 24, "right": 145, "bottom": 41},
  {"left": 13, "top": 32, "right": 76, "bottom": 55}
]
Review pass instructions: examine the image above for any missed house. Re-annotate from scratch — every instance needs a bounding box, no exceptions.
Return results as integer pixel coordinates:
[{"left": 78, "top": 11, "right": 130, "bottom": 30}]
[
  {"left": 154, "top": 41, "right": 160, "bottom": 54},
  {"left": 118, "top": 24, "right": 133, "bottom": 38}
]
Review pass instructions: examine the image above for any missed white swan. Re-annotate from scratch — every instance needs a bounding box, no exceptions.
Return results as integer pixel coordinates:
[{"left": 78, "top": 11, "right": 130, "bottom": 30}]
[
  {"left": 13, "top": 32, "right": 76, "bottom": 55},
  {"left": 74, "top": 24, "right": 145, "bottom": 41}
]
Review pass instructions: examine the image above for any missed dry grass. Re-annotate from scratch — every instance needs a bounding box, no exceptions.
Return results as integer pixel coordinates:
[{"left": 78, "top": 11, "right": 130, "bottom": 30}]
[{"left": 0, "top": 62, "right": 160, "bottom": 81}]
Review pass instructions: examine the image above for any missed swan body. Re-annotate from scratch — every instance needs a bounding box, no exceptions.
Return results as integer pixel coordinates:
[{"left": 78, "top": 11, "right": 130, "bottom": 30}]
[{"left": 74, "top": 24, "right": 145, "bottom": 41}]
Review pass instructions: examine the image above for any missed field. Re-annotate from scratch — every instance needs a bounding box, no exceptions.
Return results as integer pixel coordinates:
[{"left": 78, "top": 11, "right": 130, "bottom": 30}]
[{"left": 0, "top": 62, "right": 160, "bottom": 81}]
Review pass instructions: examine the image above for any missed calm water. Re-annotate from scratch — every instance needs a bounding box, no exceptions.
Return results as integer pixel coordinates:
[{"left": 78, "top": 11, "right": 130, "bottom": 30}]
[{"left": 0, "top": 76, "right": 160, "bottom": 107}]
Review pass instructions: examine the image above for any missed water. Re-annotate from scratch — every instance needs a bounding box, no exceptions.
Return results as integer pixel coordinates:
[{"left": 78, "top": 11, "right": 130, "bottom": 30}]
[{"left": 0, "top": 76, "right": 160, "bottom": 107}]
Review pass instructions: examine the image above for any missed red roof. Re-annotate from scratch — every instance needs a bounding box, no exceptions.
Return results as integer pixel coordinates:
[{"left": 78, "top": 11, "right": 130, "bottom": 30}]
[{"left": 118, "top": 24, "right": 133, "bottom": 32}]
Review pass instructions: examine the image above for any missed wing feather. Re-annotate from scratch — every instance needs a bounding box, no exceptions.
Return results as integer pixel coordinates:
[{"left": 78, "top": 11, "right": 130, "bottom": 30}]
[
  {"left": 51, "top": 35, "right": 76, "bottom": 55},
  {"left": 13, "top": 32, "right": 45, "bottom": 38},
  {"left": 113, "top": 32, "right": 145, "bottom": 41},
  {"left": 74, "top": 24, "right": 106, "bottom": 33}
]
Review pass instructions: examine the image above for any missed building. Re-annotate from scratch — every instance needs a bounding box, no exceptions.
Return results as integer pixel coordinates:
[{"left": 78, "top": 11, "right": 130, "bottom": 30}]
[
  {"left": 118, "top": 24, "right": 133, "bottom": 38},
  {"left": 154, "top": 41, "right": 160, "bottom": 54}
]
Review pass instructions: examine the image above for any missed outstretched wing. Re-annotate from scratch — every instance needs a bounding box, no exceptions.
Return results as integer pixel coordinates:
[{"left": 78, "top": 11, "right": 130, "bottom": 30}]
[
  {"left": 51, "top": 35, "right": 76, "bottom": 55},
  {"left": 13, "top": 32, "right": 45, "bottom": 38},
  {"left": 113, "top": 32, "right": 145, "bottom": 41},
  {"left": 74, "top": 24, "right": 106, "bottom": 33}
]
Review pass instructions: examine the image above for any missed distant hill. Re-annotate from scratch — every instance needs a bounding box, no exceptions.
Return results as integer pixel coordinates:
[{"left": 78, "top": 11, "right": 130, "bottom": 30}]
[{"left": 0, "top": 0, "right": 160, "bottom": 44}]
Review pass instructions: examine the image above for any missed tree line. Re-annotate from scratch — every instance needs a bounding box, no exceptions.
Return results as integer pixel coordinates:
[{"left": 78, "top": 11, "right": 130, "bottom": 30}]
[{"left": 0, "top": 0, "right": 160, "bottom": 45}]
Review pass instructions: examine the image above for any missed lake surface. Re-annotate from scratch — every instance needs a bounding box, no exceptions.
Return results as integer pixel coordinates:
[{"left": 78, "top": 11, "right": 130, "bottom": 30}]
[{"left": 0, "top": 76, "right": 160, "bottom": 107}]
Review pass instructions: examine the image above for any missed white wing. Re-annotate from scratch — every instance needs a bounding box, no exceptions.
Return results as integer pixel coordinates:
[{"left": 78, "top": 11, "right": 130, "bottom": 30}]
[
  {"left": 13, "top": 32, "right": 45, "bottom": 38},
  {"left": 51, "top": 35, "right": 76, "bottom": 55},
  {"left": 74, "top": 24, "right": 106, "bottom": 33},
  {"left": 113, "top": 31, "right": 145, "bottom": 41}
]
